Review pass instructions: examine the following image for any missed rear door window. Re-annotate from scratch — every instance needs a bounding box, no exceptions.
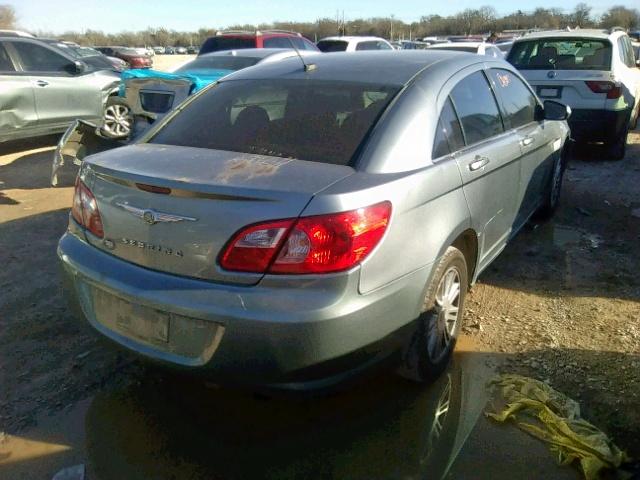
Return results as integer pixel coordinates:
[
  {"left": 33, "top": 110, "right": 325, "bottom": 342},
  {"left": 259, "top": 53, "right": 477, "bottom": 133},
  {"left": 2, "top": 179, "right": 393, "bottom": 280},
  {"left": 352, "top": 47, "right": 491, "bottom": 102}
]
[
  {"left": 433, "top": 98, "right": 465, "bottom": 159},
  {"left": 10, "top": 41, "right": 71, "bottom": 73},
  {"left": 489, "top": 69, "right": 537, "bottom": 129},
  {"left": 0, "top": 43, "right": 15, "bottom": 72},
  {"left": 450, "top": 71, "right": 504, "bottom": 145},
  {"left": 263, "top": 37, "right": 294, "bottom": 49},
  {"left": 356, "top": 41, "right": 392, "bottom": 51},
  {"left": 507, "top": 38, "right": 612, "bottom": 71},
  {"left": 150, "top": 79, "right": 400, "bottom": 166}
]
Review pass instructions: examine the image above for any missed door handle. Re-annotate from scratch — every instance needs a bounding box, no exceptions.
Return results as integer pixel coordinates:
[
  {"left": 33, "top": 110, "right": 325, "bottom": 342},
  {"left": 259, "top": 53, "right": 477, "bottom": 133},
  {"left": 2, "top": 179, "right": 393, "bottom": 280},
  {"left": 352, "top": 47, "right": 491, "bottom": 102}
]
[
  {"left": 35, "top": 80, "right": 49, "bottom": 87},
  {"left": 521, "top": 136, "right": 534, "bottom": 147},
  {"left": 469, "top": 156, "right": 490, "bottom": 171}
]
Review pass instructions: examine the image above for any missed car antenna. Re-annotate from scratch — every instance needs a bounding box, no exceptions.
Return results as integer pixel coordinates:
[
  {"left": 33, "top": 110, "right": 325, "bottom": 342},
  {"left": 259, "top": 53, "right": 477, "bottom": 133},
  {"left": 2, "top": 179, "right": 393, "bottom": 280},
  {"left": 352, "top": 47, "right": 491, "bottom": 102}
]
[{"left": 290, "top": 42, "right": 316, "bottom": 72}]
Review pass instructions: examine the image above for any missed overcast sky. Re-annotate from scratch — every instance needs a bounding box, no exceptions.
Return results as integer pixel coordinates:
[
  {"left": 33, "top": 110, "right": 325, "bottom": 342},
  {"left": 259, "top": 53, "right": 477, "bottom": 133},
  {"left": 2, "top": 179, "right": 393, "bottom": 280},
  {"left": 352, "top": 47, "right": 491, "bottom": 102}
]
[{"left": 7, "top": 0, "right": 617, "bottom": 34}]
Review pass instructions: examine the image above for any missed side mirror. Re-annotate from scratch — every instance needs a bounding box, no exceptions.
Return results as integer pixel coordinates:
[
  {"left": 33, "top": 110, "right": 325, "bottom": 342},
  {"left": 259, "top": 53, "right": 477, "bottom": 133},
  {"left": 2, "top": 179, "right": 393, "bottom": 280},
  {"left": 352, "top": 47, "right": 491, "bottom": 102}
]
[
  {"left": 542, "top": 100, "right": 571, "bottom": 121},
  {"left": 65, "top": 60, "right": 86, "bottom": 75}
]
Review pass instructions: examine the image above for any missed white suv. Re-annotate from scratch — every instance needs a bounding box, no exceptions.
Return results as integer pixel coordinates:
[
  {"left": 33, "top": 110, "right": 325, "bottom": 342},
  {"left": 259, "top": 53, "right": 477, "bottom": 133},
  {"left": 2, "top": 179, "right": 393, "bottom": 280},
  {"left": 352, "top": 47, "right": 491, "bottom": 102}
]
[{"left": 508, "top": 29, "right": 640, "bottom": 159}]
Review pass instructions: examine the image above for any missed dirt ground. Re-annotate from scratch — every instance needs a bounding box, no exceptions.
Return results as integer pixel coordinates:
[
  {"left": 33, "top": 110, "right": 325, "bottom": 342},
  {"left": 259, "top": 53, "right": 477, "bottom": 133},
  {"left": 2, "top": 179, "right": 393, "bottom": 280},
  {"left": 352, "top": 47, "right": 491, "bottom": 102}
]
[
  {"left": 0, "top": 128, "right": 639, "bottom": 466},
  {"left": 150, "top": 53, "right": 195, "bottom": 72}
]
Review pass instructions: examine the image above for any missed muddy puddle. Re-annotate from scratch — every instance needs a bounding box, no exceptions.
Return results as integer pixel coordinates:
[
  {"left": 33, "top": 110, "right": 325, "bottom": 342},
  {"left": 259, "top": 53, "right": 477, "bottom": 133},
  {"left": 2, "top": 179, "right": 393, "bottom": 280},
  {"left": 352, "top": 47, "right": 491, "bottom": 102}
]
[{"left": 0, "top": 349, "right": 579, "bottom": 480}]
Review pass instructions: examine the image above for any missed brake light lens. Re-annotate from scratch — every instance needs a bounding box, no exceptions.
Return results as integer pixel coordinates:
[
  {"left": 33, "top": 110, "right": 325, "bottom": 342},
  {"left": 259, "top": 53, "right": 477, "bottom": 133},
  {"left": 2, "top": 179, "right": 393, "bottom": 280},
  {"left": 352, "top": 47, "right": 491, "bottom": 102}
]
[
  {"left": 219, "top": 201, "right": 392, "bottom": 274},
  {"left": 71, "top": 179, "right": 104, "bottom": 238},
  {"left": 585, "top": 81, "right": 622, "bottom": 99},
  {"left": 220, "top": 219, "right": 293, "bottom": 273}
]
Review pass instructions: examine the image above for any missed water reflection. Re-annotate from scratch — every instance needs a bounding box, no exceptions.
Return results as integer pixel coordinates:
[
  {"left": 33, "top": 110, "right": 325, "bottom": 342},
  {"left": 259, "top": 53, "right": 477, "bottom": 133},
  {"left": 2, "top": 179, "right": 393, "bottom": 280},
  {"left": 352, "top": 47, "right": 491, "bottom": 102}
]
[{"left": 79, "top": 354, "right": 490, "bottom": 480}]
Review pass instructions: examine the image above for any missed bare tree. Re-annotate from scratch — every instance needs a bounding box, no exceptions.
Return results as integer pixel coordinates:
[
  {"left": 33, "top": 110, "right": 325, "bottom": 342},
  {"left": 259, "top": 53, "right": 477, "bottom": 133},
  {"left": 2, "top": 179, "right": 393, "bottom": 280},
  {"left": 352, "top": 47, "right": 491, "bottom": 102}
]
[
  {"left": 0, "top": 4, "right": 16, "bottom": 29},
  {"left": 600, "top": 6, "right": 640, "bottom": 30},
  {"left": 572, "top": 2, "right": 593, "bottom": 27}
]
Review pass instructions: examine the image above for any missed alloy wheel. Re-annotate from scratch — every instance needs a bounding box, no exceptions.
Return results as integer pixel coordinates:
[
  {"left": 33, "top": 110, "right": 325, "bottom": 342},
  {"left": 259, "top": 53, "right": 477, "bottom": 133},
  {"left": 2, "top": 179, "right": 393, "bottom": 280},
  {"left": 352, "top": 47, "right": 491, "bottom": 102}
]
[
  {"left": 427, "top": 267, "right": 461, "bottom": 362},
  {"left": 103, "top": 104, "right": 132, "bottom": 138}
]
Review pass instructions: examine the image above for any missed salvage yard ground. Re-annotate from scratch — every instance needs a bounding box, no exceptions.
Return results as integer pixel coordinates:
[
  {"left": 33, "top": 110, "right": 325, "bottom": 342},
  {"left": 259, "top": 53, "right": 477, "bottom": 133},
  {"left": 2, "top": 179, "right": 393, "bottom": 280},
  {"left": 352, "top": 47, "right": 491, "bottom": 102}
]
[{"left": 0, "top": 55, "right": 638, "bottom": 476}]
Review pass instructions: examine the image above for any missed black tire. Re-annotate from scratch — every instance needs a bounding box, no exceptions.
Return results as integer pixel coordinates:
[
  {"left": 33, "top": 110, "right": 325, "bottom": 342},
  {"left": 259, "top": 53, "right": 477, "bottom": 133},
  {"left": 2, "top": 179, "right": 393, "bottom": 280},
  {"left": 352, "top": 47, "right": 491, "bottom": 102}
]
[
  {"left": 102, "top": 96, "right": 132, "bottom": 139},
  {"left": 536, "top": 148, "right": 566, "bottom": 219},
  {"left": 606, "top": 124, "right": 628, "bottom": 161},
  {"left": 399, "top": 246, "right": 468, "bottom": 383}
]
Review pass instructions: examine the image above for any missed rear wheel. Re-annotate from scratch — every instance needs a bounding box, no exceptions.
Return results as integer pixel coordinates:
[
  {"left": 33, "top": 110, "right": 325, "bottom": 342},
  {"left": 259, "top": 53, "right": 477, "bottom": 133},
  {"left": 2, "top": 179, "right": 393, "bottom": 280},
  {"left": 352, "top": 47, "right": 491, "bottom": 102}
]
[
  {"left": 536, "top": 149, "right": 565, "bottom": 219},
  {"left": 606, "top": 123, "right": 628, "bottom": 161},
  {"left": 399, "top": 247, "right": 468, "bottom": 383}
]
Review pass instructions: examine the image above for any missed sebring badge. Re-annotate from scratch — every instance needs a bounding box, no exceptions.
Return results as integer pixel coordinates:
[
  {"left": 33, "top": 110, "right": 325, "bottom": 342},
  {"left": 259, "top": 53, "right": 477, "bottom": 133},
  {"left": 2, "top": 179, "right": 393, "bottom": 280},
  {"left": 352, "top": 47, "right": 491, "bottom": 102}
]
[{"left": 116, "top": 203, "right": 197, "bottom": 225}]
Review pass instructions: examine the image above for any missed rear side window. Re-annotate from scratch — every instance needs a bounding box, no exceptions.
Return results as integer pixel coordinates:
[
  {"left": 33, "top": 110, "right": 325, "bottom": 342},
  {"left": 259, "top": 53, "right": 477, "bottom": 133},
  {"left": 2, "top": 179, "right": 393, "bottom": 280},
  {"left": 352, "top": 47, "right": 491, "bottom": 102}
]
[
  {"left": 199, "top": 37, "right": 256, "bottom": 55},
  {"left": 433, "top": 98, "right": 465, "bottom": 159},
  {"left": 317, "top": 40, "right": 348, "bottom": 52},
  {"left": 291, "top": 37, "right": 316, "bottom": 51},
  {"left": 450, "top": 71, "right": 503, "bottom": 145},
  {"left": 356, "top": 41, "right": 392, "bottom": 51},
  {"left": 11, "top": 42, "right": 70, "bottom": 73},
  {"left": 489, "top": 69, "right": 537, "bottom": 129},
  {"left": 263, "top": 37, "right": 293, "bottom": 49},
  {"left": 508, "top": 38, "right": 612, "bottom": 71},
  {"left": 618, "top": 37, "right": 636, "bottom": 68},
  {"left": 0, "top": 43, "right": 15, "bottom": 72},
  {"left": 150, "top": 79, "right": 400, "bottom": 166}
]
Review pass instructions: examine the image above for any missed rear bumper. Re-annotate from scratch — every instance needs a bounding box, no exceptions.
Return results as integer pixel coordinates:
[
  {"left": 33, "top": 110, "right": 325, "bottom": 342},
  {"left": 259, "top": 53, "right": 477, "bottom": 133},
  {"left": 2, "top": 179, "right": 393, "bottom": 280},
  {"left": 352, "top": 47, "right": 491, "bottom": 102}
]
[
  {"left": 568, "top": 108, "right": 630, "bottom": 143},
  {"left": 58, "top": 232, "right": 429, "bottom": 389}
]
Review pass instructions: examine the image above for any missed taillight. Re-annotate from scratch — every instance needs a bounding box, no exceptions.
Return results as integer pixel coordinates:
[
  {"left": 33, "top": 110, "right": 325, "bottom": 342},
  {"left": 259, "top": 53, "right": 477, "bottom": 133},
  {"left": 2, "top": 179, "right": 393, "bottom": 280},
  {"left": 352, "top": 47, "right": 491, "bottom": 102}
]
[
  {"left": 220, "top": 219, "right": 293, "bottom": 273},
  {"left": 219, "top": 201, "right": 392, "bottom": 274},
  {"left": 71, "top": 178, "right": 104, "bottom": 238},
  {"left": 585, "top": 81, "right": 622, "bottom": 99}
]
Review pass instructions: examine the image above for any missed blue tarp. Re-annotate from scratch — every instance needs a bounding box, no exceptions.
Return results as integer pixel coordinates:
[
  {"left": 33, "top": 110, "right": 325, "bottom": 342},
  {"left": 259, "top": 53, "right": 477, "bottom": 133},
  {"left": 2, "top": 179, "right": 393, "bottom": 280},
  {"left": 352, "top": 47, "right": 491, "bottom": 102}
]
[{"left": 119, "top": 68, "right": 234, "bottom": 96}]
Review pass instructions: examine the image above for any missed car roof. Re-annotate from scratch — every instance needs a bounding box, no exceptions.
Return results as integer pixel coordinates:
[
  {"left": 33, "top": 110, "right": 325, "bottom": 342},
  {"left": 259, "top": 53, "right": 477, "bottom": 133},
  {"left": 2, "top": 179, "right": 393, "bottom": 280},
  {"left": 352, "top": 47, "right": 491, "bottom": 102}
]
[
  {"left": 221, "top": 50, "right": 484, "bottom": 86},
  {"left": 198, "top": 48, "right": 309, "bottom": 59},
  {"left": 319, "top": 36, "right": 387, "bottom": 42},
  {"left": 517, "top": 29, "right": 615, "bottom": 41}
]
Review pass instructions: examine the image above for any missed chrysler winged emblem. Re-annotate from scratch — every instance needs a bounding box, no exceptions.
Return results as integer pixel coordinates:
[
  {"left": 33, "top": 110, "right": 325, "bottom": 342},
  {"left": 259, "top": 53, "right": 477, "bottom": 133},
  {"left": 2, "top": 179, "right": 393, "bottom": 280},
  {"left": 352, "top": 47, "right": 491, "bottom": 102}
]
[{"left": 116, "top": 203, "right": 197, "bottom": 225}]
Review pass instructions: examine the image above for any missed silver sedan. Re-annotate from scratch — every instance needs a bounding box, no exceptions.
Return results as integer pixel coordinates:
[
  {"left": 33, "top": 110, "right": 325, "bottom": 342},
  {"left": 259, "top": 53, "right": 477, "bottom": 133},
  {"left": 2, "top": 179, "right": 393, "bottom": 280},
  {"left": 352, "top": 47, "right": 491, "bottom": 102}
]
[
  {"left": 58, "top": 51, "right": 570, "bottom": 388},
  {"left": 0, "top": 36, "right": 122, "bottom": 144}
]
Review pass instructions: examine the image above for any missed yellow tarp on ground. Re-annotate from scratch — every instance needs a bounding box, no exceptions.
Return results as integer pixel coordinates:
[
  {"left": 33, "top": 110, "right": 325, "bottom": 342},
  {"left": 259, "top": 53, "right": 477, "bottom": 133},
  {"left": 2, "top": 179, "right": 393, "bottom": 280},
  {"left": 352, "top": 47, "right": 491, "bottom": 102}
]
[{"left": 486, "top": 374, "right": 629, "bottom": 480}]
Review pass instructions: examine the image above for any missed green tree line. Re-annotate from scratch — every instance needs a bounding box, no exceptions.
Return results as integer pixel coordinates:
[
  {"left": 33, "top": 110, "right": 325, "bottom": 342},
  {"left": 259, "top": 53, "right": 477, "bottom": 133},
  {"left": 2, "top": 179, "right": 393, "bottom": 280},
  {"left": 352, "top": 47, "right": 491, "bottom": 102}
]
[{"left": 1, "top": 3, "right": 638, "bottom": 46}]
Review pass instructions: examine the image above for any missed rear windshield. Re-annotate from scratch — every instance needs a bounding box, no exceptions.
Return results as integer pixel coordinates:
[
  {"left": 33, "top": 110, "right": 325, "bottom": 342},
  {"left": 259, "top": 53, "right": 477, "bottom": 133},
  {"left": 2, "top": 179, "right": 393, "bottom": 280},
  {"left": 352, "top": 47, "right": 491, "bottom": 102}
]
[
  {"left": 199, "top": 37, "right": 256, "bottom": 55},
  {"left": 317, "top": 40, "right": 348, "bottom": 52},
  {"left": 149, "top": 79, "right": 400, "bottom": 166},
  {"left": 175, "top": 55, "right": 260, "bottom": 73},
  {"left": 507, "top": 38, "right": 612, "bottom": 70}
]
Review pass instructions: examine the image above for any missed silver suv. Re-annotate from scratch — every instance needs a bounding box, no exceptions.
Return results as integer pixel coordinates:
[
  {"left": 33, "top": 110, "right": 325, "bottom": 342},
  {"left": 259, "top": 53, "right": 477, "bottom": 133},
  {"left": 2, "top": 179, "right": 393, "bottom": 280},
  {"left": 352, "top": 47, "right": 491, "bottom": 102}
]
[
  {"left": 508, "top": 28, "right": 640, "bottom": 159},
  {"left": 58, "top": 52, "right": 570, "bottom": 388},
  {"left": 0, "top": 36, "right": 121, "bottom": 144}
]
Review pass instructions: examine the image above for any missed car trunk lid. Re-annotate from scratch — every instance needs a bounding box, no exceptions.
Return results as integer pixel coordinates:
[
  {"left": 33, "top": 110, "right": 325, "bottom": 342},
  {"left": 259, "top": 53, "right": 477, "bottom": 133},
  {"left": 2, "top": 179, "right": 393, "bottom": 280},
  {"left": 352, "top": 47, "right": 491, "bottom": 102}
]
[{"left": 82, "top": 144, "right": 354, "bottom": 285}]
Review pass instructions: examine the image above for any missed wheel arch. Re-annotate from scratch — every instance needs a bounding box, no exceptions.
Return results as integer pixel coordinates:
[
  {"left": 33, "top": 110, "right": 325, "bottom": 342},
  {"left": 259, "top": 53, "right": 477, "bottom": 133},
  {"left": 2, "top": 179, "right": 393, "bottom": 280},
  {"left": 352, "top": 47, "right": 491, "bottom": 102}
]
[{"left": 451, "top": 229, "right": 479, "bottom": 285}]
